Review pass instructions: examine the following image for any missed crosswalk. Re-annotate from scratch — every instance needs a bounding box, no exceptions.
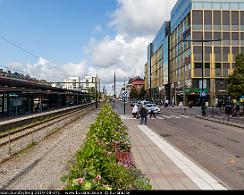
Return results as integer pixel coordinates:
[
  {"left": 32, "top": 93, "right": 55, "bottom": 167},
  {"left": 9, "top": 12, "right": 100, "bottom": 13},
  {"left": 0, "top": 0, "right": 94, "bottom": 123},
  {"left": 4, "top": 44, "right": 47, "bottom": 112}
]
[{"left": 121, "top": 114, "right": 191, "bottom": 120}]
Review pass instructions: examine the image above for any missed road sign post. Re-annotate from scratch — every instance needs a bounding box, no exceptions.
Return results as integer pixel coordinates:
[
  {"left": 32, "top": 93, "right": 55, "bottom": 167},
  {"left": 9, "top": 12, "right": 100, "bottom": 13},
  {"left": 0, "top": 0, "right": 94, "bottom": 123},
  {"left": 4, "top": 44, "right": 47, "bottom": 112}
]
[{"left": 122, "top": 91, "right": 128, "bottom": 115}]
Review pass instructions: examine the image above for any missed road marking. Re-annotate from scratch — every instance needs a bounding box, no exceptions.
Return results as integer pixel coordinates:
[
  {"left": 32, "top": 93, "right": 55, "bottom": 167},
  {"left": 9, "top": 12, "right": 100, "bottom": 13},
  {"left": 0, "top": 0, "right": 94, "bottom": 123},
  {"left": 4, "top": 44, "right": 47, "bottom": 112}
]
[
  {"left": 170, "top": 115, "right": 181, "bottom": 119},
  {"left": 157, "top": 116, "right": 165, "bottom": 120},
  {"left": 161, "top": 115, "right": 172, "bottom": 119},
  {"left": 137, "top": 125, "right": 228, "bottom": 190},
  {"left": 179, "top": 115, "right": 191, "bottom": 119}
]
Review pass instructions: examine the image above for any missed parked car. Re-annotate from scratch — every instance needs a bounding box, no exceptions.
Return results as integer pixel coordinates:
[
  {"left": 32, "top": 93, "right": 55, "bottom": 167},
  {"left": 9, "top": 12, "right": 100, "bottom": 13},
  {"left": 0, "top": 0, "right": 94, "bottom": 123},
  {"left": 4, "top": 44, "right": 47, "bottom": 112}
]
[
  {"left": 144, "top": 104, "right": 161, "bottom": 114},
  {"left": 141, "top": 100, "right": 151, "bottom": 106}
]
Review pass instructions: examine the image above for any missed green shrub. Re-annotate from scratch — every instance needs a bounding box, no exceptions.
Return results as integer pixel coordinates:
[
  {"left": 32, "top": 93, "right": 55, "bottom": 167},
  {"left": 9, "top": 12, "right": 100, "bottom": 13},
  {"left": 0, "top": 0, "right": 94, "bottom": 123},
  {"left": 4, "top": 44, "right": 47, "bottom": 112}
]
[{"left": 62, "top": 104, "right": 152, "bottom": 190}]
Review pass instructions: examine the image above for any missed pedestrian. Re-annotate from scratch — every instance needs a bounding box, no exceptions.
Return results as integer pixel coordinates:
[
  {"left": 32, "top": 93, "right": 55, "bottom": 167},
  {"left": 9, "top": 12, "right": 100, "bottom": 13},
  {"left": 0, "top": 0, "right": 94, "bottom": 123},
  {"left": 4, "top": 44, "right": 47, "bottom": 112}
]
[
  {"left": 165, "top": 99, "right": 169, "bottom": 107},
  {"left": 149, "top": 109, "right": 156, "bottom": 118},
  {"left": 139, "top": 105, "right": 148, "bottom": 125},
  {"left": 132, "top": 104, "right": 139, "bottom": 118}
]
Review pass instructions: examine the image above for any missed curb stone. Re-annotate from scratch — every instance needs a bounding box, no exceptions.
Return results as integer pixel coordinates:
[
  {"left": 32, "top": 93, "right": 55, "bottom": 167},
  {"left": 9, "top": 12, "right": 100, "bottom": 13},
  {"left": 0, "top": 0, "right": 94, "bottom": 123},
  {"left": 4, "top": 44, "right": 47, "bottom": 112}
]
[{"left": 196, "top": 115, "right": 244, "bottom": 129}]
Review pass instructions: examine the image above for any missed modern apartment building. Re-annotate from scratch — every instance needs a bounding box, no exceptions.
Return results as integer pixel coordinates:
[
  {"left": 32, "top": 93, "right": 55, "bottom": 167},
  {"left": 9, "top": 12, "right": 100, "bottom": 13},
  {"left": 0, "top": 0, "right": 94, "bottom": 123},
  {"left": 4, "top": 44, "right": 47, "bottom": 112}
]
[
  {"left": 146, "top": 0, "right": 244, "bottom": 106},
  {"left": 63, "top": 76, "right": 81, "bottom": 91}
]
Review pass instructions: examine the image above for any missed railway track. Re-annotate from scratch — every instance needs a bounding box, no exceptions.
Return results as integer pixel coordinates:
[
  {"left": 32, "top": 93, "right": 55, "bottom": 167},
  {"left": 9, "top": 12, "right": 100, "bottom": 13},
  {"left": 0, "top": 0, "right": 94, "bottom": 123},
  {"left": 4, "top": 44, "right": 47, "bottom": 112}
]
[{"left": 0, "top": 103, "right": 96, "bottom": 163}]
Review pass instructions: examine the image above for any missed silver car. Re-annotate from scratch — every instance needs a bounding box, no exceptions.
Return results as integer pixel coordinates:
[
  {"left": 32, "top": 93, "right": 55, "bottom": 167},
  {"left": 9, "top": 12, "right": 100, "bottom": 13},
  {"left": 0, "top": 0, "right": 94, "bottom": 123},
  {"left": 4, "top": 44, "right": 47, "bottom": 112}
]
[{"left": 145, "top": 104, "right": 161, "bottom": 114}]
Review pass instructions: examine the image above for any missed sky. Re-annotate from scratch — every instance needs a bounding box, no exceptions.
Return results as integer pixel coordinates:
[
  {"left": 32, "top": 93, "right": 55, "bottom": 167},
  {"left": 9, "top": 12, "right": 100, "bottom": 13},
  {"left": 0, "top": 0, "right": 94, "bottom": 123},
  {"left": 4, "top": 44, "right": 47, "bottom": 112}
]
[{"left": 0, "top": 0, "right": 177, "bottom": 94}]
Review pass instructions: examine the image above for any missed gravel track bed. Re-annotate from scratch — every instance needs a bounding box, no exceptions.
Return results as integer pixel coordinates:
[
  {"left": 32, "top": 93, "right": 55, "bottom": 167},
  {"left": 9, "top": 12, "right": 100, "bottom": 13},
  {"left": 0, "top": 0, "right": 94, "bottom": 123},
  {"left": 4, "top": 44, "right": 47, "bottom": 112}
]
[
  {"left": 0, "top": 110, "right": 98, "bottom": 190},
  {"left": 0, "top": 108, "right": 89, "bottom": 163}
]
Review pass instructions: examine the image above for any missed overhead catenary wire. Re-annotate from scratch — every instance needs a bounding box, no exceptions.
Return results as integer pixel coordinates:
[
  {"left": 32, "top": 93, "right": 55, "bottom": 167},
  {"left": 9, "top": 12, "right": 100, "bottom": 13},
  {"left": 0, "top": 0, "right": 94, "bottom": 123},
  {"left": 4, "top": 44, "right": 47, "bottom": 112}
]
[{"left": 0, "top": 34, "right": 71, "bottom": 80}]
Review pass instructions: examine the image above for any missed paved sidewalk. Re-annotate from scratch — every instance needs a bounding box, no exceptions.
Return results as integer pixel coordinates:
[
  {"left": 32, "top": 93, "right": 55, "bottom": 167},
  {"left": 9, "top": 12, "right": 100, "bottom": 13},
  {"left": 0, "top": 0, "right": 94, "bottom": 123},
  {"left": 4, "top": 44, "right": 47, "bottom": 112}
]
[{"left": 121, "top": 116, "right": 228, "bottom": 190}]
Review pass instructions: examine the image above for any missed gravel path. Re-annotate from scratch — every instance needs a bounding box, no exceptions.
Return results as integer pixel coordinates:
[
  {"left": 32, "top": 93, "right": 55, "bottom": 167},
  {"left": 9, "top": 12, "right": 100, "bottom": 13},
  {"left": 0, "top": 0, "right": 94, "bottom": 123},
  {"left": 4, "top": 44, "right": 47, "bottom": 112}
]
[{"left": 0, "top": 110, "right": 98, "bottom": 190}]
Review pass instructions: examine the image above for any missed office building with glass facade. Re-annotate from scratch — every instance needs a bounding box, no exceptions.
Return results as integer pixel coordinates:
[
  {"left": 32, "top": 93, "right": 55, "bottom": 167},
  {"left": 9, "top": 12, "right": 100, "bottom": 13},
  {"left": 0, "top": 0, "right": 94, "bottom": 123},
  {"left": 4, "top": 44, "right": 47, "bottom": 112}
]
[
  {"left": 146, "top": 21, "right": 171, "bottom": 101},
  {"left": 146, "top": 0, "right": 244, "bottom": 105}
]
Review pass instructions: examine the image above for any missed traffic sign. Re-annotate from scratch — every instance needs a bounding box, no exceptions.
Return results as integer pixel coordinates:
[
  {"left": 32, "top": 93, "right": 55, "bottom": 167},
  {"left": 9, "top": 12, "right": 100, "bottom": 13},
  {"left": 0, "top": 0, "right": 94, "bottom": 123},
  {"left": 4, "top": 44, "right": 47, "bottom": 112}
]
[
  {"left": 200, "top": 91, "right": 207, "bottom": 97},
  {"left": 122, "top": 91, "right": 128, "bottom": 98}
]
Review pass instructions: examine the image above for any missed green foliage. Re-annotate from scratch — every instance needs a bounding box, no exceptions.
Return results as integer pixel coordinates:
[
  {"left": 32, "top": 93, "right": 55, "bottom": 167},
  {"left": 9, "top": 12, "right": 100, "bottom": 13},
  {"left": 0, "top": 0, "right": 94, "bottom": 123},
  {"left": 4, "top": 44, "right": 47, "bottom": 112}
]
[
  {"left": 139, "top": 86, "right": 146, "bottom": 99},
  {"left": 129, "top": 86, "right": 138, "bottom": 99},
  {"left": 62, "top": 104, "right": 152, "bottom": 190},
  {"left": 227, "top": 54, "right": 244, "bottom": 98}
]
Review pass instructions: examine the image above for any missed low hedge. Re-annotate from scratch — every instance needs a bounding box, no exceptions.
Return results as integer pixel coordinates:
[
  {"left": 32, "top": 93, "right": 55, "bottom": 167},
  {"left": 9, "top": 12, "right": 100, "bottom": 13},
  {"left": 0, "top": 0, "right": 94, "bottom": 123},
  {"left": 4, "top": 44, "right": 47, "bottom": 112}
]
[{"left": 61, "top": 104, "right": 152, "bottom": 190}]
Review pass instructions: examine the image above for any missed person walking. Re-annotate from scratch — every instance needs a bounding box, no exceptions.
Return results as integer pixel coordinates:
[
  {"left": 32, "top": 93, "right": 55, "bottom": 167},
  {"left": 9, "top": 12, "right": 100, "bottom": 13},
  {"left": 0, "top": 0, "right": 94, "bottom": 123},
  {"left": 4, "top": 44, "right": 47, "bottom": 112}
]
[
  {"left": 139, "top": 105, "right": 148, "bottom": 125},
  {"left": 132, "top": 104, "right": 139, "bottom": 118},
  {"left": 149, "top": 109, "right": 156, "bottom": 118}
]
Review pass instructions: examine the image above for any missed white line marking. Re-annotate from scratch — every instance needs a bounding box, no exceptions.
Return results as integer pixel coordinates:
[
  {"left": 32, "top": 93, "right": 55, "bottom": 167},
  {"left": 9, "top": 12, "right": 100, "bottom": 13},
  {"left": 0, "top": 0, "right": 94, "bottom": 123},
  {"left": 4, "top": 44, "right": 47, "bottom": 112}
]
[
  {"left": 179, "top": 115, "right": 191, "bottom": 119},
  {"left": 137, "top": 125, "right": 227, "bottom": 190},
  {"left": 170, "top": 115, "right": 181, "bottom": 119},
  {"left": 161, "top": 115, "right": 172, "bottom": 119},
  {"left": 157, "top": 116, "right": 165, "bottom": 120}
]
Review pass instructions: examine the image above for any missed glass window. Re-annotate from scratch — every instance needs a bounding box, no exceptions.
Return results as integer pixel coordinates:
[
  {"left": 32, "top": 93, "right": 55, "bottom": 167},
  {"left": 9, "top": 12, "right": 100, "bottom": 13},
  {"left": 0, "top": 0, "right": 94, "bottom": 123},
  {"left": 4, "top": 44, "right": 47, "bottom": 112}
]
[
  {"left": 205, "top": 47, "right": 212, "bottom": 61},
  {"left": 223, "top": 32, "right": 230, "bottom": 45},
  {"left": 223, "top": 47, "right": 230, "bottom": 61},
  {"left": 204, "top": 11, "right": 212, "bottom": 25},
  {"left": 212, "top": 3, "right": 221, "bottom": 9},
  {"left": 194, "top": 46, "right": 202, "bottom": 61},
  {"left": 241, "top": 47, "right": 244, "bottom": 54},
  {"left": 215, "top": 63, "right": 221, "bottom": 69},
  {"left": 193, "top": 32, "right": 203, "bottom": 40},
  {"left": 222, "top": 3, "right": 230, "bottom": 10},
  {"left": 213, "top": 11, "right": 221, "bottom": 30},
  {"left": 241, "top": 32, "right": 244, "bottom": 40},
  {"left": 195, "top": 63, "right": 203, "bottom": 68},
  {"left": 205, "top": 32, "right": 212, "bottom": 40},
  {"left": 232, "top": 32, "right": 239, "bottom": 45},
  {"left": 231, "top": 11, "right": 239, "bottom": 25},
  {"left": 223, "top": 11, "right": 230, "bottom": 25},
  {"left": 214, "top": 47, "right": 221, "bottom": 61},
  {"left": 214, "top": 32, "right": 221, "bottom": 46},
  {"left": 204, "top": 2, "right": 212, "bottom": 10},
  {"left": 205, "top": 63, "right": 210, "bottom": 68},
  {"left": 231, "top": 3, "right": 239, "bottom": 10},
  {"left": 232, "top": 32, "right": 239, "bottom": 40},
  {"left": 192, "top": 10, "right": 203, "bottom": 30},
  {"left": 223, "top": 63, "right": 230, "bottom": 69},
  {"left": 241, "top": 12, "right": 244, "bottom": 25}
]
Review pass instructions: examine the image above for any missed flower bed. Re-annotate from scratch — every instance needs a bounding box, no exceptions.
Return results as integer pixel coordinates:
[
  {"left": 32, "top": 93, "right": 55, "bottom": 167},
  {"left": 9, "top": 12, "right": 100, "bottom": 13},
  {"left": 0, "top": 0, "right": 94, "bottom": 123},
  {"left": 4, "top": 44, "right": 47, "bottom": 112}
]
[{"left": 61, "top": 104, "right": 152, "bottom": 190}]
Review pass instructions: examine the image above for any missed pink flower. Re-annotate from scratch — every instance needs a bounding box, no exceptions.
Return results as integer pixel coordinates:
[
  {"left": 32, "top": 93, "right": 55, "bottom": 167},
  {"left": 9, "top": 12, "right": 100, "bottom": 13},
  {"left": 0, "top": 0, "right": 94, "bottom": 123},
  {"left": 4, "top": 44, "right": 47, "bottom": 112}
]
[
  {"left": 95, "top": 175, "right": 102, "bottom": 180},
  {"left": 77, "top": 178, "right": 84, "bottom": 184}
]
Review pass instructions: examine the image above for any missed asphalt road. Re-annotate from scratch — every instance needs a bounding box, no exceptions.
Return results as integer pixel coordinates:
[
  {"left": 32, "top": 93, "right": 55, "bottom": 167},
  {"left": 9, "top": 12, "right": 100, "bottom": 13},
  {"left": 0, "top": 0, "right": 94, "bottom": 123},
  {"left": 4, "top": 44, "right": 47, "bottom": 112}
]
[{"left": 115, "top": 101, "right": 244, "bottom": 189}]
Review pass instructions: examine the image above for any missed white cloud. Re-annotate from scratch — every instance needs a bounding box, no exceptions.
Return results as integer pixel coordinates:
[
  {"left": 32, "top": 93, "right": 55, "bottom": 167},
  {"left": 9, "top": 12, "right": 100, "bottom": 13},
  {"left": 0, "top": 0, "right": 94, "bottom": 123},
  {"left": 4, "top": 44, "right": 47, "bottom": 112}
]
[
  {"left": 7, "top": 57, "right": 88, "bottom": 82},
  {"left": 110, "top": 0, "right": 177, "bottom": 38},
  {"left": 86, "top": 0, "right": 177, "bottom": 94}
]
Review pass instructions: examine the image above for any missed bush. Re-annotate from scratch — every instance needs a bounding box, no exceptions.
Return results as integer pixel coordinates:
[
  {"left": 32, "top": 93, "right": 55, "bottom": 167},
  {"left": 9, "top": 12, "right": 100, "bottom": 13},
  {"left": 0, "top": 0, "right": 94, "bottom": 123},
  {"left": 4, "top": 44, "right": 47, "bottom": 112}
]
[{"left": 61, "top": 104, "right": 152, "bottom": 190}]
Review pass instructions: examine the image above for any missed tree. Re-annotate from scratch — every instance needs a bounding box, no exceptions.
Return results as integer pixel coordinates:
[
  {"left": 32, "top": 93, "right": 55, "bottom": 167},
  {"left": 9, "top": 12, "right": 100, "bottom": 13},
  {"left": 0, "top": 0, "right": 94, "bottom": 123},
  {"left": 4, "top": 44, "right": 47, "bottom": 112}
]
[
  {"left": 129, "top": 86, "right": 138, "bottom": 99},
  {"left": 139, "top": 86, "right": 146, "bottom": 99},
  {"left": 227, "top": 54, "right": 244, "bottom": 99}
]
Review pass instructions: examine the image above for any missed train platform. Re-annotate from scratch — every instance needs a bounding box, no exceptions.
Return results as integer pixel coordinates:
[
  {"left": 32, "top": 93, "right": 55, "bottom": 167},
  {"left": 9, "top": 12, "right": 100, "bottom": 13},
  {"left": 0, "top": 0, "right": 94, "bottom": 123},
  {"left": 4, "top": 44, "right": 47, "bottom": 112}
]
[
  {"left": 121, "top": 115, "right": 228, "bottom": 190},
  {"left": 0, "top": 104, "right": 94, "bottom": 132}
]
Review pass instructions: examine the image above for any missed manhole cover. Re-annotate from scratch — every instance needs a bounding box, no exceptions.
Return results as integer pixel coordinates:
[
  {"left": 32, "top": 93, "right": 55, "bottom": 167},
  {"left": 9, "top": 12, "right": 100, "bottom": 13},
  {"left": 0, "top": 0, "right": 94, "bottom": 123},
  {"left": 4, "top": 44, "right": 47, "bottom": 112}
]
[{"left": 160, "top": 134, "right": 171, "bottom": 138}]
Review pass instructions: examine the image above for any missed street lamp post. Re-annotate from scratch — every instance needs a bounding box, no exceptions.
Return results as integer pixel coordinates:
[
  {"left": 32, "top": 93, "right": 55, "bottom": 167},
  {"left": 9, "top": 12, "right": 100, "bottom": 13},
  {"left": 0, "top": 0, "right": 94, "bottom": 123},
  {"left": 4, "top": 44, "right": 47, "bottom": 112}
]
[
  {"left": 183, "top": 37, "right": 222, "bottom": 117},
  {"left": 123, "top": 77, "right": 130, "bottom": 115}
]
